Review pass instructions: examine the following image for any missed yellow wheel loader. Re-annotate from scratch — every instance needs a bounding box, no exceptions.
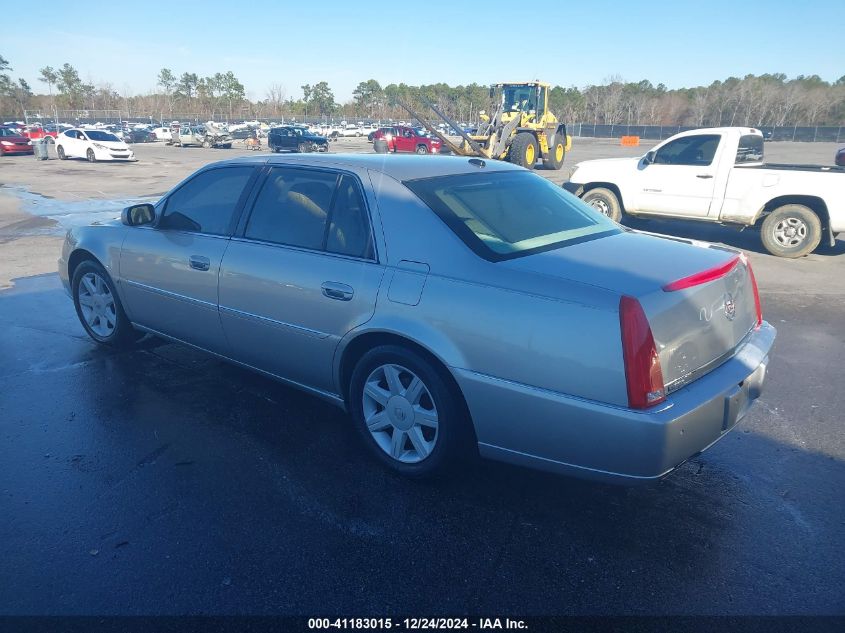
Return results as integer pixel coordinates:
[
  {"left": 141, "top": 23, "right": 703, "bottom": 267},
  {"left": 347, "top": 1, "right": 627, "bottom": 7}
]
[{"left": 398, "top": 81, "right": 571, "bottom": 170}]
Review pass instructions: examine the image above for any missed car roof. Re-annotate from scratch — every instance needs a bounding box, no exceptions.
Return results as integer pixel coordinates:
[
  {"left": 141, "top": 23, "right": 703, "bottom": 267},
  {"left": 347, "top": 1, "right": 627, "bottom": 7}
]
[{"left": 208, "top": 153, "right": 522, "bottom": 181}]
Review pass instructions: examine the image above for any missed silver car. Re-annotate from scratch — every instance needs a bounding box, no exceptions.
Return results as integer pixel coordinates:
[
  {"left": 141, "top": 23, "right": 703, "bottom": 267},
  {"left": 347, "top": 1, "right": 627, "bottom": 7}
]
[{"left": 59, "top": 154, "right": 775, "bottom": 482}]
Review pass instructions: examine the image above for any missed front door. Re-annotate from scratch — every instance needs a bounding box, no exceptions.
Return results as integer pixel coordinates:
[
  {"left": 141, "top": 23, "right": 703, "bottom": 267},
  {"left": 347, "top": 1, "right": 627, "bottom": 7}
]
[
  {"left": 219, "top": 167, "right": 383, "bottom": 394},
  {"left": 633, "top": 133, "right": 722, "bottom": 217},
  {"left": 119, "top": 165, "right": 257, "bottom": 354}
]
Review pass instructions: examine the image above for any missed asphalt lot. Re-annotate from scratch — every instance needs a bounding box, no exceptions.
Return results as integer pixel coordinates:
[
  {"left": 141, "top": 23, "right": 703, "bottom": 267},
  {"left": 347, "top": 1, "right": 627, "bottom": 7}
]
[{"left": 0, "top": 137, "right": 843, "bottom": 616}]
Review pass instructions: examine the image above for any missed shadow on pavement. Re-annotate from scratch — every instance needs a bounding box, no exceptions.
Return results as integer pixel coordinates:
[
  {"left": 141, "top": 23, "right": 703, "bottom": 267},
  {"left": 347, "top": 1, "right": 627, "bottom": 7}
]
[{"left": 0, "top": 274, "right": 842, "bottom": 616}]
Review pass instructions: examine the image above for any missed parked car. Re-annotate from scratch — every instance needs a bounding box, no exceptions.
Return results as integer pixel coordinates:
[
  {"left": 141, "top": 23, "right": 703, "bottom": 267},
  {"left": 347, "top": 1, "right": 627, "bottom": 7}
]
[
  {"left": 124, "top": 129, "right": 156, "bottom": 143},
  {"left": 230, "top": 127, "right": 257, "bottom": 140},
  {"left": 59, "top": 154, "right": 774, "bottom": 482},
  {"left": 267, "top": 125, "right": 329, "bottom": 153},
  {"left": 22, "top": 124, "right": 58, "bottom": 144},
  {"left": 56, "top": 128, "right": 136, "bottom": 162},
  {"left": 0, "top": 126, "right": 34, "bottom": 155},
  {"left": 836, "top": 147, "right": 845, "bottom": 167},
  {"left": 372, "top": 125, "right": 442, "bottom": 154},
  {"left": 171, "top": 123, "right": 233, "bottom": 149},
  {"left": 339, "top": 124, "right": 363, "bottom": 137},
  {"left": 564, "top": 127, "right": 845, "bottom": 258},
  {"left": 151, "top": 126, "right": 172, "bottom": 141}
]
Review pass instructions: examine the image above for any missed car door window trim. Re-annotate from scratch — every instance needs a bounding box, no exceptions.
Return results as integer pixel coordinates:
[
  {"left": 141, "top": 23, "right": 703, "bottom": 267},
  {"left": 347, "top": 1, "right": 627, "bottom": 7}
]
[{"left": 236, "top": 165, "right": 379, "bottom": 263}]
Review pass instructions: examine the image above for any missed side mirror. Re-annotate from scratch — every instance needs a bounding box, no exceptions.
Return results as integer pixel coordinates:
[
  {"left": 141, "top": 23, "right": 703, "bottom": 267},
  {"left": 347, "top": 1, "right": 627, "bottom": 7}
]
[
  {"left": 644, "top": 150, "right": 656, "bottom": 165},
  {"left": 122, "top": 203, "right": 155, "bottom": 226}
]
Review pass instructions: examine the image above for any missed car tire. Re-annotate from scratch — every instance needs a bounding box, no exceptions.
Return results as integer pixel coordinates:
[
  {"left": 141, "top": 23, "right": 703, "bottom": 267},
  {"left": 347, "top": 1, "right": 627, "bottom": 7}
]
[
  {"left": 297, "top": 142, "right": 308, "bottom": 153},
  {"left": 57, "top": 145, "right": 66, "bottom": 160},
  {"left": 760, "top": 204, "right": 822, "bottom": 258},
  {"left": 582, "top": 187, "right": 622, "bottom": 222},
  {"left": 416, "top": 144, "right": 428, "bottom": 154},
  {"left": 72, "top": 260, "right": 140, "bottom": 348},
  {"left": 543, "top": 133, "right": 566, "bottom": 170},
  {"left": 202, "top": 140, "right": 211, "bottom": 149},
  {"left": 349, "top": 345, "right": 473, "bottom": 478},
  {"left": 509, "top": 132, "right": 538, "bottom": 169},
  {"left": 86, "top": 148, "right": 96, "bottom": 163}
]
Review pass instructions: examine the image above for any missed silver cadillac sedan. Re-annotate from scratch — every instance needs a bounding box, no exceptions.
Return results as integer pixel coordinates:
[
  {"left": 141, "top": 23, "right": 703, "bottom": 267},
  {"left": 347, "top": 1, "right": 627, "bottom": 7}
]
[{"left": 59, "top": 154, "right": 775, "bottom": 483}]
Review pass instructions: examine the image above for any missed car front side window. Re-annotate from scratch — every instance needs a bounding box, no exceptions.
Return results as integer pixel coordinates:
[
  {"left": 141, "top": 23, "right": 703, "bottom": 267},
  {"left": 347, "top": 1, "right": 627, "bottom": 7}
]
[{"left": 159, "top": 166, "right": 255, "bottom": 235}]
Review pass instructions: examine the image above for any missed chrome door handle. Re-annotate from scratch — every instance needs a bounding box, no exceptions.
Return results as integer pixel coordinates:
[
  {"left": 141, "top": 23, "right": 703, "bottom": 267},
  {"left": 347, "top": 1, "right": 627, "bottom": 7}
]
[
  {"left": 189, "top": 255, "right": 210, "bottom": 271},
  {"left": 696, "top": 174, "right": 714, "bottom": 179},
  {"left": 321, "top": 281, "right": 354, "bottom": 301}
]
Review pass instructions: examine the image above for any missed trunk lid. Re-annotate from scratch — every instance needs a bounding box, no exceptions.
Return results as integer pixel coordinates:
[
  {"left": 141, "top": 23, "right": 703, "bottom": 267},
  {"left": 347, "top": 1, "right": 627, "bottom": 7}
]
[{"left": 502, "top": 230, "right": 759, "bottom": 390}]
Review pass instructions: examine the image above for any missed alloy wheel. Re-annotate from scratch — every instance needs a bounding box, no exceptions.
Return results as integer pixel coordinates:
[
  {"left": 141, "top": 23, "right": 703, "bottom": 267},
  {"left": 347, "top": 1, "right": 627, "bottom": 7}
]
[
  {"left": 362, "top": 363, "right": 439, "bottom": 463},
  {"left": 77, "top": 272, "right": 117, "bottom": 337}
]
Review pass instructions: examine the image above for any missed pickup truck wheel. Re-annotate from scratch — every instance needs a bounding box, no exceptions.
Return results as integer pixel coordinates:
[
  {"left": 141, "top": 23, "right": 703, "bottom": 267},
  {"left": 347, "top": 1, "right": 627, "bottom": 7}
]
[
  {"left": 349, "top": 345, "right": 472, "bottom": 478},
  {"left": 582, "top": 187, "right": 622, "bottom": 222},
  {"left": 416, "top": 144, "right": 428, "bottom": 154},
  {"left": 761, "top": 204, "right": 821, "bottom": 258},
  {"left": 509, "top": 132, "right": 538, "bottom": 169}
]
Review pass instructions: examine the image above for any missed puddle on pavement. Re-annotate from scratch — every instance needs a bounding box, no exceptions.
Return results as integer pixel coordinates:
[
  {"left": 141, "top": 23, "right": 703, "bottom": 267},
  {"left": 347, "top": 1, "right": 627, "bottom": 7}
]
[{"left": 1, "top": 185, "right": 159, "bottom": 236}]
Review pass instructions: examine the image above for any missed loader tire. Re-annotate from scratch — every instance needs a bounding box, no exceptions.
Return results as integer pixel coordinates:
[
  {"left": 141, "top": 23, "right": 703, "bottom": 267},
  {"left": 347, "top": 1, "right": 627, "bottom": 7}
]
[
  {"left": 543, "top": 133, "right": 566, "bottom": 170},
  {"left": 509, "top": 132, "right": 538, "bottom": 169}
]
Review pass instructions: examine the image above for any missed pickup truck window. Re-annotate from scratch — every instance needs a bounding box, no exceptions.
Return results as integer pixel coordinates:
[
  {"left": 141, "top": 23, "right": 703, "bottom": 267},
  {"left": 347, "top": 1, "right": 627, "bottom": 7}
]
[
  {"left": 654, "top": 134, "right": 720, "bottom": 167},
  {"left": 736, "top": 134, "right": 764, "bottom": 163}
]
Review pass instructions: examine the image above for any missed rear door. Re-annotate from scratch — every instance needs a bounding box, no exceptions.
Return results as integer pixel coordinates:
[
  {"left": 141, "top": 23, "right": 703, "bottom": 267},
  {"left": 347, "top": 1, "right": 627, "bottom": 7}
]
[
  {"left": 218, "top": 166, "right": 383, "bottom": 393},
  {"left": 119, "top": 165, "right": 258, "bottom": 354},
  {"left": 633, "top": 133, "right": 722, "bottom": 217}
]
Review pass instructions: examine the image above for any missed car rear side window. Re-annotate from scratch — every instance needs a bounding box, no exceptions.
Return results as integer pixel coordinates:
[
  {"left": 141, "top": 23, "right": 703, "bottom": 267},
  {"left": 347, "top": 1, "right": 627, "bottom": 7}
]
[
  {"left": 654, "top": 134, "right": 720, "bottom": 166},
  {"left": 736, "top": 134, "right": 764, "bottom": 164},
  {"left": 159, "top": 166, "right": 255, "bottom": 235},
  {"left": 245, "top": 167, "right": 338, "bottom": 250},
  {"left": 326, "top": 175, "right": 374, "bottom": 259}
]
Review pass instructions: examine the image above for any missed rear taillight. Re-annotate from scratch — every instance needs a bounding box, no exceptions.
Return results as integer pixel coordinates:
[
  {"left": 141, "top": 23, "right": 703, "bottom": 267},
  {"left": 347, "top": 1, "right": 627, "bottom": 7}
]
[
  {"left": 619, "top": 296, "right": 666, "bottom": 409},
  {"left": 743, "top": 255, "right": 763, "bottom": 328}
]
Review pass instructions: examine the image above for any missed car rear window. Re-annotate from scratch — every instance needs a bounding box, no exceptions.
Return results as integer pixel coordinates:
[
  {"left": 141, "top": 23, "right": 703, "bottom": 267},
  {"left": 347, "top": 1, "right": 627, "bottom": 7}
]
[{"left": 405, "top": 171, "right": 620, "bottom": 261}]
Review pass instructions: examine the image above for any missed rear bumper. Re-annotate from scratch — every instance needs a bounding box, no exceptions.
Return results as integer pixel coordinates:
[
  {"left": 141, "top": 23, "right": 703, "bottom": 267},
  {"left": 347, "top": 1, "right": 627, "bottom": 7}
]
[{"left": 454, "top": 322, "right": 776, "bottom": 484}]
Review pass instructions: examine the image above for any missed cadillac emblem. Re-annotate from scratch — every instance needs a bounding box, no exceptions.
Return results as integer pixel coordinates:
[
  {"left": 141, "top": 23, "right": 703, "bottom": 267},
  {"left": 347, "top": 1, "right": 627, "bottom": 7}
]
[{"left": 724, "top": 294, "right": 736, "bottom": 321}]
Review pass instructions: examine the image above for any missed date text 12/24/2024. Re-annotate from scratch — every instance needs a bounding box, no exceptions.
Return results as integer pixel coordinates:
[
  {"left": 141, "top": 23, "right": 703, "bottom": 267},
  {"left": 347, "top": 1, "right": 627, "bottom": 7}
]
[{"left": 308, "top": 618, "right": 528, "bottom": 630}]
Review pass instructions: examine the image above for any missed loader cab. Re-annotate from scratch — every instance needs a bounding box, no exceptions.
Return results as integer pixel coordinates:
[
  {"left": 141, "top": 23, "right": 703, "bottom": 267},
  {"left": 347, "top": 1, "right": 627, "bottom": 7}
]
[{"left": 498, "top": 82, "right": 549, "bottom": 124}]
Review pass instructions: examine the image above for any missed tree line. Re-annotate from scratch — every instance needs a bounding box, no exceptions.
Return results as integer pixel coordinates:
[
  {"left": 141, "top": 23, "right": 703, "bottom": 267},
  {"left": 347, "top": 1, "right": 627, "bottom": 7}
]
[{"left": 2, "top": 55, "right": 844, "bottom": 127}]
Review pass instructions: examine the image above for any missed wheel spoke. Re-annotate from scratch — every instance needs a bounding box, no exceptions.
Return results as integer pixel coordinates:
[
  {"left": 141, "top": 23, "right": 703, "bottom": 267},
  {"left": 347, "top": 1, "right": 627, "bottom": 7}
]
[
  {"left": 391, "top": 429, "right": 406, "bottom": 458},
  {"left": 407, "top": 426, "right": 430, "bottom": 459},
  {"left": 78, "top": 294, "right": 95, "bottom": 307},
  {"left": 383, "top": 365, "right": 403, "bottom": 396},
  {"left": 82, "top": 276, "right": 96, "bottom": 295},
  {"left": 364, "top": 381, "right": 389, "bottom": 406},
  {"left": 366, "top": 411, "right": 391, "bottom": 432},
  {"left": 404, "top": 376, "right": 424, "bottom": 405},
  {"left": 414, "top": 406, "right": 438, "bottom": 428}
]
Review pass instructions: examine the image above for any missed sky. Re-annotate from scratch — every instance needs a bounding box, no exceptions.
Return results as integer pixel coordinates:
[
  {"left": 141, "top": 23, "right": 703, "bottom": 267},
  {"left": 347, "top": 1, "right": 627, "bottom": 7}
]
[{"left": 3, "top": 0, "right": 843, "bottom": 102}]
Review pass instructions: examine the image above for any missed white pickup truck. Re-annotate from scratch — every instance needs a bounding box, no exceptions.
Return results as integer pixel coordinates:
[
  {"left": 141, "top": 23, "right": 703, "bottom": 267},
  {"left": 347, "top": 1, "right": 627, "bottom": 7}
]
[{"left": 563, "top": 127, "right": 844, "bottom": 257}]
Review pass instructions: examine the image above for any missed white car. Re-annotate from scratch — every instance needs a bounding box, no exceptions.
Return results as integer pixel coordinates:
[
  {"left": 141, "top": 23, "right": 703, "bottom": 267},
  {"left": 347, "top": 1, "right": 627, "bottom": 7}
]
[
  {"left": 151, "top": 127, "right": 171, "bottom": 141},
  {"left": 56, "top": 128, "right": 137, "bottom": 162},
  {"left": 340, "top": 124, "right": 363, "bottom": 137}
]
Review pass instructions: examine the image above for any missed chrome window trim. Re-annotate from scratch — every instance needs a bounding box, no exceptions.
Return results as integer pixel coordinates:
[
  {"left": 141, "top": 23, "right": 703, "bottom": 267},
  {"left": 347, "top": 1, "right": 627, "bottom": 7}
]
[{"left": 229, "top": 235, "right": 379, "bottom": 265}]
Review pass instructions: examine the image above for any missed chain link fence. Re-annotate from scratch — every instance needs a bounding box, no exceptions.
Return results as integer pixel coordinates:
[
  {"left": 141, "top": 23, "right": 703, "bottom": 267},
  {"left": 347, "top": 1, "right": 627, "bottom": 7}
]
[{"left": 569, "top": 123, "right": 845, "bottom": 143}]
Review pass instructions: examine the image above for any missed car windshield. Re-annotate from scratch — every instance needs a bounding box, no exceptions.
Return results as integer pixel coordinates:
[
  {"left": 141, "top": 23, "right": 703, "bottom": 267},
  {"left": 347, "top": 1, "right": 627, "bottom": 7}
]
[
  {"left": 0, "top": 128, "right": 19, "bottom": 137},
  {"left": 405, "top": 171, "right": 620, "bottom": 261},
  {"left": 85, "top": 130, "right": 119, "bottom": 142}
]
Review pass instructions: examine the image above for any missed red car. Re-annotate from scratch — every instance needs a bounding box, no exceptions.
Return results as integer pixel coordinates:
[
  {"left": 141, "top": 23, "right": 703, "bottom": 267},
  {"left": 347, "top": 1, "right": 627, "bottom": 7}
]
[
  {"left": 373, "top": 125, "right": 441, "bottom": 154},
  {"left": 22, "top": 124, "right": 58, "bottom": 143},
  {"left": 0, "top": 126, "right": 34, "bottom": 155}
]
